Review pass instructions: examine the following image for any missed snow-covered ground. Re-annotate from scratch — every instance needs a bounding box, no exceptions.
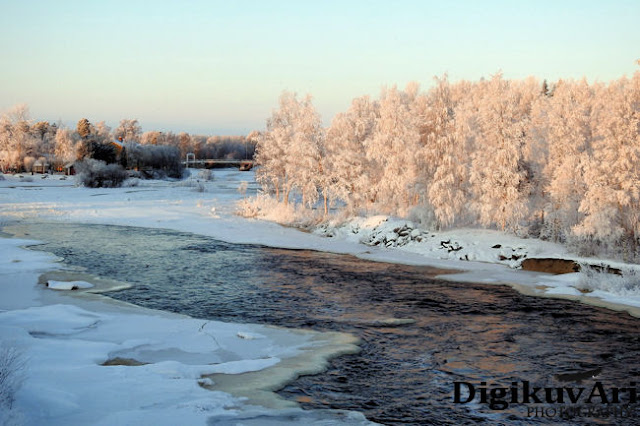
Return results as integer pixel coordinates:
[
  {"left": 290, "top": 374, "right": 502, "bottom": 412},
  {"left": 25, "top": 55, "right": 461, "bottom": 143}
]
[{"left": 1, "top": 170, "right": 639, "bottom": 425}]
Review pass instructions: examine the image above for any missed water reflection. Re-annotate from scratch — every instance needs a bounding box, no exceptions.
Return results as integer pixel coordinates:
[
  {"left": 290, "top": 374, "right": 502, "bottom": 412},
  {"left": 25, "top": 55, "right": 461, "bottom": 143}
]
[{"left": 10, "top": 223, "right": 640, "bottom": 425}]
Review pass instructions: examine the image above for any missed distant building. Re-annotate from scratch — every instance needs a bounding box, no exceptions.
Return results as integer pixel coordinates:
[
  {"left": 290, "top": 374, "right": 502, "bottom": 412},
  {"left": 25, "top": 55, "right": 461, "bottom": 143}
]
[
  {"left": 64, "top": 162, "right": 76, "bottom": 176},
  {"left": 32, "top": 159, "right": 49, "bottom": 174}
]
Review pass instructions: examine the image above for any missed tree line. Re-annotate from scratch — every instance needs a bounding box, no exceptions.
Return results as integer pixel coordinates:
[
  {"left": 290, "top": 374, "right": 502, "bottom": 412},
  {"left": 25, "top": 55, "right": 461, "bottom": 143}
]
[
  {"left": 254, "top": 72, "right": 640, "bottom": 260},
  {"left": 0, "top": 108, "right": 253, "bottom": 174}
]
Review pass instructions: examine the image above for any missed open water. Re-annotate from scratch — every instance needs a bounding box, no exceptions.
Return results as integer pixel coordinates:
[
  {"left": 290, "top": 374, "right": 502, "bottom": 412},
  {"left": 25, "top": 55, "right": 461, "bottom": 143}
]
[{"left": 15, "top": 223, "right": 640, "bottom": 425}]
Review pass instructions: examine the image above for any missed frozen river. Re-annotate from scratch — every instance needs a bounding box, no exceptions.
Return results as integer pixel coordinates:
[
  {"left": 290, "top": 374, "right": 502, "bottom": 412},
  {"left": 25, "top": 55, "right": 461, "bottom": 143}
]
[{"left": 18, "top": 222, "right": 640, "bottom": 425}]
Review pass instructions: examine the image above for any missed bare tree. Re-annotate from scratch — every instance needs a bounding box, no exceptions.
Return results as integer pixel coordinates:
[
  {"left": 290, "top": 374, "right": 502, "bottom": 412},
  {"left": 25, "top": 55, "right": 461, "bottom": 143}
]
[{"left": 0, "top": 345, "right": 26, "bottom": 413}]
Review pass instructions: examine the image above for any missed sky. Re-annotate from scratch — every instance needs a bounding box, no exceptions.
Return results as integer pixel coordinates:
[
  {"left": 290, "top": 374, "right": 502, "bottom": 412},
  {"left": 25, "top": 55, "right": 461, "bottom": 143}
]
[{"left": 1, "top": 0, "right": 639, "bottom": 135}]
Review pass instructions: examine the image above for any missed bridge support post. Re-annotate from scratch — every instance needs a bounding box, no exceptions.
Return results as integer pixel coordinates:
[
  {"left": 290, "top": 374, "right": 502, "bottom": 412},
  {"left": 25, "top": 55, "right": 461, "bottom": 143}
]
[{"left": 186, "top": 153, "right": 195, "bottom": 168}]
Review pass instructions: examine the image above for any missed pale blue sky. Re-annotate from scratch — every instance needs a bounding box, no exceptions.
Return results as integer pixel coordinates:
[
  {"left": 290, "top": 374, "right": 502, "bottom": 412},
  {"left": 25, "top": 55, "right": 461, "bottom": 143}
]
[{"left": 1, "top": 0, "right": 638, "bottom": 135}]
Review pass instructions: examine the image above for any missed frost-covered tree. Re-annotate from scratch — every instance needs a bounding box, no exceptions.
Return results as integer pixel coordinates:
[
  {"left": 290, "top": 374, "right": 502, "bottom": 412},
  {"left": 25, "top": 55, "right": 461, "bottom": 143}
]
[
  {"left": 141, "top": 130, "right": 163, "bottom": 145},
  {"left": 365, "top": 84, "right": 421, "bottom": 215},
  {"left": 75, "top": 158, "right": 127, "bottom": 188},
  {"left": 54, "top": 127, "right": 77, "bottom": 167},
  {"left": 468, "top": 74, "right": 532, "bottom": 230},
  {"left": 0, "top": 115, "right": 17, "bottom": 172},
  {"left": 77, "top": 118, "right": 92, "bottom": 139},
  {"left": 289, "top": 97, "right": 325, "bottom": 209},
  {"left": 255, "top": 91, "right": 324, "bottom": 206},
  {"left": 126, "top": 143, "right": 183, "bottom": 177},
  {"left": 114, "top": 119, "right": 142, "bottom": 143},
  {"left": 574, "top": 73, "right": 640, "bottom": 258},
  {"left": 199, "top": 135, "right": 251, "bottom": 160},
  {"left": 415, "top": 76, "right": 468, "bottom": 227},
  {"left": 76, "top": 139, "right": 117, "bottom": 163},
  {"left": 523, "top": 89, "right": 551, "bottom": 233},
  {"left": 94, "top": 121, "right": 112, "bottom": 141},
  {"left": 30, "top": 121, "right": 57, "bottom": 158},
  {"left": 324, "top": 95, "right": 378, "bottom": 213},
  {"left": 178, "top": 132, "right": 192, "bottom": 159},
  {"left": 246, "top": 73, "right": 640, "bottom": 261},
  {"left": 539, "top": 79, "right": 594, "bottom": 240},
  {"left": 255, "top": 97, "right": 293, "bottom": 203},
  {"left": 23, "top": 156, "right": 36, "bottom": 173},
  {"left": 0, "top": 104, "right": 36, "bottom": 172}
]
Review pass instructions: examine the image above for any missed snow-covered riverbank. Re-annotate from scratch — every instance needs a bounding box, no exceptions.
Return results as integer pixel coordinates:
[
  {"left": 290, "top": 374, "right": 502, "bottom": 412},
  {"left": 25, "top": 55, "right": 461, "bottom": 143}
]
[
  {"left": 0, "top": 171, "right": 370, "bottom": 425},
  {"left": 312, "top": 215, "right": 640, "bottom": 316},
  {"left": 1, "top": 169, "right": 639, "bottom": 424}
]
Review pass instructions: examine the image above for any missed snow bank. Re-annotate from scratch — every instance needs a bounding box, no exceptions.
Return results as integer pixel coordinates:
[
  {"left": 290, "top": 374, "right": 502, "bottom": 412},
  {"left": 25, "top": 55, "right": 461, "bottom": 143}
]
[
  {"left": 316, "top": 216, "right": 564, "bottom": 268},
  {"left": 314, "top": 215, "right": 640, "bottom": 315}
]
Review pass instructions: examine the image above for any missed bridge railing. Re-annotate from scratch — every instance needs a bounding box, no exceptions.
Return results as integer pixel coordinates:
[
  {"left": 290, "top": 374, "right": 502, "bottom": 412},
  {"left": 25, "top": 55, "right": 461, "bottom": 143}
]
[{"left": 181, "top": 159, "right": 254, "bottom": 170}]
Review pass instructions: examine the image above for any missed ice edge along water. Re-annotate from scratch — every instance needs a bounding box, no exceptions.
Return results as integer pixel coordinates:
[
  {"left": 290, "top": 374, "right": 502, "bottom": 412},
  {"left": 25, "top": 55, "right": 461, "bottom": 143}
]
[
  {"left": 0, "top": 174, "right": 376, "bottom": 425},
  {"left": 0, "top": 235, "right": 369, "bottom": 425}
]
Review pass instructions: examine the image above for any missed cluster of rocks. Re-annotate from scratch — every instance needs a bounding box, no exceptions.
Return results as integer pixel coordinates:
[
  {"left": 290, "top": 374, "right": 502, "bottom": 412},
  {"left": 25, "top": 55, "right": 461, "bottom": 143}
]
[
  {"left": 362, "top": 223, "right": 431, "bottom": 248},
  {"left": 437, "top": 240, "right": 529, "bottom": 266},
  {"left": 319, "top": 218, "right": 539, "bottom": 269},
  {"left": 492, "top": 244, "right": 528, "bottom": 265},
  {"left": 440, "top": 239, "right": 463, "bottom": 252}
]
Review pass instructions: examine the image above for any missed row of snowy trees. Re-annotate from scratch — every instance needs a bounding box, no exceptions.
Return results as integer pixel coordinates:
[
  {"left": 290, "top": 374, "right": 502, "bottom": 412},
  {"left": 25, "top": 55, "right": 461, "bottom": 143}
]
[
  {"left": 254, "top": 72, "right": 640, "bottom": 259},
  {"left": 138, "top": 132, "right": 253, "bottom": 160},
  {"left": 0, "top": 108, "right": 252, "bottom": 173},
  {"left": 125, "top": 144, "right": 183, "bottom": 178}
]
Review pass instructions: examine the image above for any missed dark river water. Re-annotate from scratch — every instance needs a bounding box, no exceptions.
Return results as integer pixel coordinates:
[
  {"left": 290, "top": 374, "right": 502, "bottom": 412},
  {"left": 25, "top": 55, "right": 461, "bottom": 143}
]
[{"left": 14, "top": 223, "right": 640, "bottom": 425}]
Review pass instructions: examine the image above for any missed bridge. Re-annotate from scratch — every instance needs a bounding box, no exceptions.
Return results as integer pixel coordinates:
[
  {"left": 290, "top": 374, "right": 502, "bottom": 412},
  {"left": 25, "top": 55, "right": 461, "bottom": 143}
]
[{"left": 182, "top": 156, "right": 254, "bottom": 171}]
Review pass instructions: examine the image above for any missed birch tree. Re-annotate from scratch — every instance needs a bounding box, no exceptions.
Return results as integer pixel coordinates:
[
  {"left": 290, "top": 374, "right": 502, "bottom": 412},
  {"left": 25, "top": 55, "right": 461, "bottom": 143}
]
[
  {"left": 417, "top": 76, "right": 468, "bottom": 227},
  {"left": 366, "top": 84, "right": 421, "bottom": 215},
  {"left": 574, "top": 73, "right": 640, "bottom": 257},
  {"left": 468, "top": 74, "right": 532, "bottom": 230},
  {"left": 0, "top": 105, "right": 34, "bottom": 172},
  {"left": 0, "top": 115, "right": 16, "bottom": 172},
  {"left": 115, "top": 119, "right": 142, "bottom": 143},
  {"left": 324, "top": 95, "right": 378, "bottom": 213},
  {"left": 94, "top": 121, "right": 112, "bottom": 142},
  {"left": 54, "top": 127, "right": 77, "bottom": 167},
  {"left": 255, "top": 91, "right": 324, "bottom": 206},
  {"left": 541, "top": 79, "right": 594, "bottom": 240}
]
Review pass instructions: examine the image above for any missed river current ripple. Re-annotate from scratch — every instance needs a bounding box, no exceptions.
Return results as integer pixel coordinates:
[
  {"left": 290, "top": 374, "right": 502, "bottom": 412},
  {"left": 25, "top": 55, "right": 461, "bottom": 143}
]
[{"left": 18, "top": 223, "right": 640, "bottom": 425}]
